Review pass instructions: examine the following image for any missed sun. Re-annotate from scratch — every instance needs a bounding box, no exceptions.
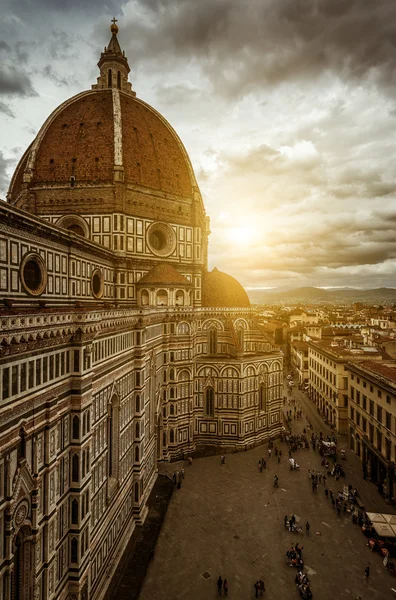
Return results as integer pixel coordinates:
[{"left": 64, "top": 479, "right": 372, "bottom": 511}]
[{"left": 226, "top": 224, "right": 258, "bottom": 247}]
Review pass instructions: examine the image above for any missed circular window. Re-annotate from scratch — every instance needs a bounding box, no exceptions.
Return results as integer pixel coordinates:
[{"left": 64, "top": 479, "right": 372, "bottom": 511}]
[
  {"left": 146, "top": 222, "right": 176, "bottom": 257},
  {"left": 91, "top": 269, "right": 104, "bottom": 299},
  {"left": 20, "top": 253, "right": 47, "bottom": 296}
]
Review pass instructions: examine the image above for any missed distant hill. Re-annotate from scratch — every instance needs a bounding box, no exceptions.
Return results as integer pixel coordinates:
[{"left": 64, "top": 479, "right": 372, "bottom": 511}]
[{"left": 248, "top": 286, "right": 396, "bottom": 305}]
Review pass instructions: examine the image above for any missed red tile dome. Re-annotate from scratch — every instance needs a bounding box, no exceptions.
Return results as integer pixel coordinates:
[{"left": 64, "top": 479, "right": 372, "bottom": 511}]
[
  {"left": 202, "top": 268, "right": 250, "bottom": 308},
  {"left": 8, "top": 89, "right": 196, "bottom": 203}
]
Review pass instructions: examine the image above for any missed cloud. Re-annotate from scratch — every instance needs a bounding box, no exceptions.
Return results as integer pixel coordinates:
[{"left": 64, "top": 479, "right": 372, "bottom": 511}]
[
  {"left": 42, "top": 65, "right": 69, "bottom": 87},
  {"left": 125, "top": 0, "right": 396, "bottom": 99},
  {"left": 0, "top": 101, "right": 15, "bottom": 118},
  {"left": 0, "top": 151, "right": 13, "bottom": 196},
  {"left": 0, "top": 68, "right": 37, "bottom": 96}
]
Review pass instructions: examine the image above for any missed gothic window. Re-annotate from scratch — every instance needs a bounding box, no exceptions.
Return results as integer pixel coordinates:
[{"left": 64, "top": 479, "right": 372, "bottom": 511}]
[
  {"left": 163, "top": 390, "right": 167, "bottom": 402},
  {"left": 72, "top": 416, "right": 80, "bottom": 440},
  {"left": 72, "top": 454, "right": 79, "bottom": 482},
  {"left": 170, "top": 429, "right": 174, "bottom": 443},
  {"left": 163, "top": 431, "right": 167, "bottom": 447},
  {"left": 135, "top": 422, "right": 140, "bottom": 438},
  {"left": 205, "top": 387, "right": 214, "bottom": 417},
  {"left": 170, "top": 388, "right": 175, "bottom": 399},
  {"left": 117, "top": 70, "right": 121, "bottom": 89},
  {"left": 108, "top": 396, "right": 120, "bottom": 480},
  {"left": 259, "top": 384, "right": 266, "bottom": 412},
  {"left": 71, "top": 537, "right": 78, "bottom": 563},
  {"left": 208, "top": 329, "right": 217, "bottom": 354},
  {"left": 237, "top": 329, "right": 244, "bottom": 349},
  {"left": 135, "top": 395, "right": 140, "bottom": 413},
  {"left": 107, "top": 69, "right": 112, "bottom": 87},
  {"left": 134, "top": 446, "right": 139, "bottom": 463},
  {"left": 71, "top": 499, "right": 78, "bottom": 525},
  {"left": 170, "top": 404, "right": 174, "bottom": 415},
  {"left": 170, "top": 369, "right": 175, "bottom": 381}
]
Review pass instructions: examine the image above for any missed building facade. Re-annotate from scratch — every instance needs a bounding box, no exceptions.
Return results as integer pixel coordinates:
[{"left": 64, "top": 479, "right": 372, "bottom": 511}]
[
  {"left": 0, "top": 23, "right": 283, "bottom": 600},
  {"left": 348, "top": 360, "right": 396, "bottom": 503},
  {"left": 308, "top": 340, "right": 382, "bottom": 434}
]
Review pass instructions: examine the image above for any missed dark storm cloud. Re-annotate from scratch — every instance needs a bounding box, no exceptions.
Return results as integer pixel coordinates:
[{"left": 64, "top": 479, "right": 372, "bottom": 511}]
[
  {"left": 0, "top": 69, "right": 37, "bottom": 97},
  {"left": 128, "top": 0, "right": 396, "bottom": 98}
]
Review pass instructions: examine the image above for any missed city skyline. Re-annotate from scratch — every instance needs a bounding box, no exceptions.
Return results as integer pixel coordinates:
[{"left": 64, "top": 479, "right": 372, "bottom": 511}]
[{"left": 1, "top": 0, "right": 396, "bottom": 290}]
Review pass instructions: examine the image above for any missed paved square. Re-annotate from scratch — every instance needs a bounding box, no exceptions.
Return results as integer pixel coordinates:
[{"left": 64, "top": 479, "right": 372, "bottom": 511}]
[{"left": 140, "top": 390, "right": 396, "bottom": 600}]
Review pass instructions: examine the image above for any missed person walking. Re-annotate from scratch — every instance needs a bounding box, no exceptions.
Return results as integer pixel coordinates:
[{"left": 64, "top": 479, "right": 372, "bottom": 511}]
[
  {"left": 217, "top": 576, "right": 223, "bottom": 595},
  {"left": 259, "top": 579, "right": 266, "bottom": 595},
  {"left": 254, "top": 581, "right": 259, "bottom": 598},
  {"left": 181, "top": 468, "right": 185, "bottom": 479},
  {"left": 268, "top": 448, "right": 272, "bottom": 459},
  {"left": 284, "top": 514, "right": 288, "bottom": 528},
  {"left": 364, "top": 564, "right": 370, "bottom": 580},
  {"left": 305, "top": 521, "right": 310, "bottom": 535},
  {"left": 223, "top": 579, "right": 228, "bottom": 595}
]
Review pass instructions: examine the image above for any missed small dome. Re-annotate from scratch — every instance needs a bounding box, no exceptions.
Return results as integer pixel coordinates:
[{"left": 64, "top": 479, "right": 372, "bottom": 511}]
[
  {"left": 138, "top": 263, "right": 192, "bottom": 286},
  {"left": 202, "top": 268, "right": 250, "bottom": 308}
]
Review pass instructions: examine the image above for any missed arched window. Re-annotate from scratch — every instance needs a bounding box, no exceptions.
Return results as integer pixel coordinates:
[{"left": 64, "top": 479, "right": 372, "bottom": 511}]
[
  {"left": 170, "top": 368, "right": 175, "bottom": 381},
  {"left": 208, "top": 329, "right": 217, "bottom": 354},
  {"left": 135, "top": 422, "right": 140, "bottom": 438},
  {"left": 135, "top": 395, "right": 140, "bottom": 413},
  {"left": 72, "top": 454, "right": 79, "bottom": 482},
  {"left": 170, "top": 404, "right": 174, "bottom": 415},
  {"left": 170, "top": 429, "right": 174, "bottom": 444},
  {"left": 170, "top": 387, "right": 175, "bottom": 399},
  {"left": 134, "top": 482, "right": 139, "bottom": 502},
  {"left": 205, "top": 387, "right": 214, "bottom": 417},
  {"left": 72, "top": 415, "right": 80, "bottom": 439},
  {"left": 141, "top": 290, "right": 149, "bottom": 306},
  {"left": 175, "top": 290, "right": 184, "bottom": 306},
  {"left": 117, "top": 70, "right": 121, "bottom": 89},
  {"left": 163, "top": 370, "right": 167, "bottom": 383},
  {"left": 71, "top": 499, "right": 78, "bottom": 524},
  {"left": 163, "top": 431, "right": 167, "bottom": 447},
  {"left": 107, "top": 68, "right": 112, "bottom": 87},
  {"left": 156, "top": 290, "right": 168, "bottom": 306},
  {"left": 259, "top": 384, "right": 266, "bottom": 412},
  {"left": 71, "top": 537, "right": 78, "bottom": 563},
  {"left": 135, "top": 446, "right": 140, "bottom": 462},
  {"left": 163, "top": 390, "right": 167, "bottom": 402}
]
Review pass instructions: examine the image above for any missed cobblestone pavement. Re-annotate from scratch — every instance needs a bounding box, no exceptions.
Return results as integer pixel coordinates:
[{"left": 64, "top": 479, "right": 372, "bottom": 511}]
[{"left": 139, "top": 381, "right": 396, "bottom": 600}]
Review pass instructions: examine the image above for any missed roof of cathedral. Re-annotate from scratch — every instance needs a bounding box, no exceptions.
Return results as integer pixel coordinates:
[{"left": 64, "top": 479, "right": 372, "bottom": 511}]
[
  {"left": 8, "top": 22, "right": 201, "bottom": 209},
  {"left": 138, "top": 263, "right": 192, "bottom": 286},
  {"left": 202, "top": 268, "right": 250, "bottom": 308}
]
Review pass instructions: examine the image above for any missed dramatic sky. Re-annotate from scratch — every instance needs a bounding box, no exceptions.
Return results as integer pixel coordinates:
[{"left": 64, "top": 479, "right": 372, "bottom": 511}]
[{"left": 1, "top": 0, "right": 396, "bottom": 290}]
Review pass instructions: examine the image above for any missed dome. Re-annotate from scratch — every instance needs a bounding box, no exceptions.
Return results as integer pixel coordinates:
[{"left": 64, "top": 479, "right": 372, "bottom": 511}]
[
  {"left": 8, "top": 90, "right": 196, "bottom": 203},
  {"left": 202, "top": 268, "right": 250, "bottom": 308},
  {"left": 7, "top": 22, "right": 204, "bottom": 223},
  {"left": 138, "top": 263, "right": 192, "bottom": 286}
]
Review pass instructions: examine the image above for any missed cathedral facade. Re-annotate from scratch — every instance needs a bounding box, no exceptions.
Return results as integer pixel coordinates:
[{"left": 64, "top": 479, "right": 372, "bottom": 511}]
[{"left": 0, "top": 23, "right": 283, "bottom": 600}]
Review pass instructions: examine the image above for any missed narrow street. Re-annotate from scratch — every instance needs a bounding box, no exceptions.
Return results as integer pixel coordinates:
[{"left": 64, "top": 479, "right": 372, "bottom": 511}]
[{"left": 288, "top": 381, "right": 391, "bottom": 515}]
